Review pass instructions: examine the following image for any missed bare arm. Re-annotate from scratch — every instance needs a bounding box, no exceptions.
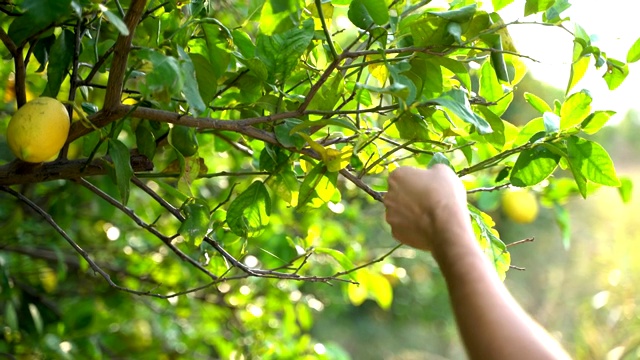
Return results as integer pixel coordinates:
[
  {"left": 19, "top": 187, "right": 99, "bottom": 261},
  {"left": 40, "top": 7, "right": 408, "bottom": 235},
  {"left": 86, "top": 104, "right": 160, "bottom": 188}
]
[{"left": 384, "top": 165, "right": 571, "bottom": 360}]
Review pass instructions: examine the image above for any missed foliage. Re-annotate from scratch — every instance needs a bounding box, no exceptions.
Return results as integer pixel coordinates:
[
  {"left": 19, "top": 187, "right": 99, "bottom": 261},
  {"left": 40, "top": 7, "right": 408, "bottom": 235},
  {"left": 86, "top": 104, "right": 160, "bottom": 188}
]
[{"left": 0, "top": 0, "right": 635, "bottom": 357}]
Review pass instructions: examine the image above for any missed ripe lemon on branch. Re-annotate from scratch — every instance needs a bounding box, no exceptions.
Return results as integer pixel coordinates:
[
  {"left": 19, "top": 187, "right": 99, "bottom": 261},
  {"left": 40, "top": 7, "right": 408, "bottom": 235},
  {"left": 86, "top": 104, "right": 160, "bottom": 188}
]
[
  {"left": 7, "top": 97, "right": 70, "bottom": 163},
  {"left": 501, "top": 188, "right": 539, "bottom": 224}
]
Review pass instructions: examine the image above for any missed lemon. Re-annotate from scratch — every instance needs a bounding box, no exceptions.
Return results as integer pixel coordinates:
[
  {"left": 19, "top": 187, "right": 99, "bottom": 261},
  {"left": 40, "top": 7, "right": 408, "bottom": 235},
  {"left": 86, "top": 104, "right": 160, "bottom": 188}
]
[
  {"left": 7, "top": 97, "right": 70, "bottom": 163},
  {"left": 501, "top": 188, "right": 539, "bottom": 224}
]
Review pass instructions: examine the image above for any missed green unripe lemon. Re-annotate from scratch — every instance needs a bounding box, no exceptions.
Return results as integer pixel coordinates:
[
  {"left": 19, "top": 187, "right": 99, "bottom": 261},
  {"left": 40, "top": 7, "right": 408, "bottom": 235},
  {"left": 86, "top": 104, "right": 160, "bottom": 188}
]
[
  {"left": 170, "top": 125, "right": 199, "bottom": 157},
  {"left": 501, "top": 188, "right": 539, "bottom": 224},
  {"left": 7, "top": 97, "right": 70, "bottom": 163}
]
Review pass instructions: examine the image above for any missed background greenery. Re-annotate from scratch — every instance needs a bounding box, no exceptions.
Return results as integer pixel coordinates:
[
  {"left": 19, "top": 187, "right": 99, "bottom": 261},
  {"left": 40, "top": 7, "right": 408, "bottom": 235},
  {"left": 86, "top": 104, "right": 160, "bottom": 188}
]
[{"left": 0, "top": 0, "right": 638, "bottom": 358}]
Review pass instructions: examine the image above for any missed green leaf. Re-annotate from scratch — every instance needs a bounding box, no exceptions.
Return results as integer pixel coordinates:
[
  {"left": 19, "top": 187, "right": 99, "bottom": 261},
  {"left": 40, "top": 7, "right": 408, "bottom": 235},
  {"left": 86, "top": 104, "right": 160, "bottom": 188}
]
[
  {"left": 560, "top": 90, "right": 592, "bottom": 130},
  {"left": 429, "top": 56, "right": 472, "bottom": 91},
  {"left": 315, "top": 248, "right": 357, "bottom": 281},
  {"left": 543, "top": 0, "right": 571, "bottom": 23},
  {"left": 359, "top": 0, "right": 389, "bottom": 26},
  {"left": 477, "top": 107, "right": 507, "bottom": 150},
  {"left": 297, "top": 163, "right": 337, "bottom": 208},
  {"left": 428, "top": 4, "right": 477, "bottom": 22},
  {"left": 99, "top": 4, "right": 130, "bottom": 36},
  {"left": 568, "top": 159, "right": 588, "bottom": 198},
  {"left": 581, "top": 110, "right": 615, "bottom": 135},
  {"left": 348, "top": 0, "right": 385, "bottom": 29},
  {"left": 603, "top": 58, "right": 629, "bottom": 90},
  {"left": 430, "top": 90, "right": 493, "bottom": 134},
  {"left": 232, "top": 29, "right": 255, "bottom": 59},
  {"left": 32, "top": 34, "right": 55, "bottom": 72},
  {"left": 524, "top": 92, "right": 552, "bottom": 114},
  {"left": 307, "top": 73, "right": 345, "bottom": 112},
  {"left": 256, "top": 19, "right": 314, "bottom": 83},
  {"left": 468, "top": 205, "right": 510, "bottom": 280},
  {"left": 524, "top": 0, "right": 555, "bottom": 16},
  {"left": 189, "top": 53, "right": 217, "bottom": 104},
  {"left": 395, "top": 112, "right": 430, "bottom": 142},
  {"left": 8, "top": 0, "right": 72, "bottom": 46},
  {"left": 135, "top": 122, "right": 156, "bottom": 160},
  {"left": 266, "top": 169, "right": 299, "bottom": 206},
  {"left": 289, "top": 117, "right": 358, "bottom": 134},
  {"left": 489, "top": 36, "right": 510, "bottom": 83},
  {"left": 618, "top": 177, "right": 633, "bottom": 204},
  {"left": 275, "top": 119, "right": 307, "bottom": 149},
  {"left": 138, "top": 50, "right": 184, "bottom": 103},
  {"left": 510, "top": 146, "right": 561, "bottom": 187},
  {"left": 493, "top": 0, "right": 515, "bottom": 11},
  {"left": 627, "top": 37, "right": 640, "bottom": 63},
  {"left": 446, "top": 22, "right": 463, "bottom": 43},
  {"left": 107, "top": 139, "right": 134, "bottom": 205},
  {"left": 226, "top": 181, "right": 272, "bottom": 238},
  {"left": 202, "top": 23, "right": 230, "bottom": 78},
  {"left": 566, "top": 45, "right": 590, "bottom": 94},
  {"left": 179, "top": 199, "right": 211, "bottom": 247},
  {"left": 566, "top": 136, "right": 620, "bottom": 187},
  {"left": 42, "top": 30, "right": 74, "bottom": 98},
  {"left": 178, "top": 47, "right": 206, "bottom": 115},
  {"left": 428, "top": 153, "right": 451, "bottom": 168}
]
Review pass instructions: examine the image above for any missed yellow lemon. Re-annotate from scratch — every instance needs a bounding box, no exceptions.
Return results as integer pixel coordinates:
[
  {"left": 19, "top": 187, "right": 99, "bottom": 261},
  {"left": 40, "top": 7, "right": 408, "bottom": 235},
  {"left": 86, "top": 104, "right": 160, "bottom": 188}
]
[
  {"left": 501, "top": 188, "right": 539, "bottom": 224},
  {"left": 7, "top": 97, "right": 70, "bottom": 163}
]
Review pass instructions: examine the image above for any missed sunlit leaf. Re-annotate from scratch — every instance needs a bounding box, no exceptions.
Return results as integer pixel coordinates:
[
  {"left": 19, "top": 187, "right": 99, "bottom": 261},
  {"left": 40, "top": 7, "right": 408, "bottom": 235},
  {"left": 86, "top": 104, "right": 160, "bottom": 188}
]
[
  {"left": 603, "top": 58, "right": 629, "bottom": 90},
  {"left": 510, "top": 145, "right": 560, "bottom": 187},
  {"left": 429, "top": 90, "right": 493, "bottom": 134},
  {"left": 468, "top": 205, "right": 510, "bottom": 280},
  {"left": 581, "top": 110, "right": 615, "bottom": 135},
  {"left": 179, "top": 199, "right": 211, "bottom": 247},
  {"left": 618, "top": 177, "right": 633, "bottom": 204},
  {"left": 566, "top": 136, "right": 620, "bottom": 187},
  {"left": 560, "top": 90, "right": 592, "bottom": 130},
  {"left": 256, "top": 19, "right": 314, "bottom": 83},
  {"left": 428, "top": 4, "right": 477, "bottom": 22},
  {"left": 493, "top": 0, "right": 515, "bottom": 11},
  {"left": 627, "top": 37, "right": 640, "bottom": 63},
  {"left": 524, "top": 92, "right": 552, "bottom": 114},
  {"left": 226, "top": 181, "right": 272, "bottom": 238},
  {"left": 99, "top": 4, "right": 130, "bottom": 36}
]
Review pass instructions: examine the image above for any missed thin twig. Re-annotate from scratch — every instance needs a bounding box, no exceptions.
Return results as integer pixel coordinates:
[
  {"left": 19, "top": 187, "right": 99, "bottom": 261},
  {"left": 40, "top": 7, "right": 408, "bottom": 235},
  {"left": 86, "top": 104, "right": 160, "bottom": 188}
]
[
  {"left": 507, "top": 237, "right": 535, "bottom": 247},
  {"left": 76, "top": 178, "right": 219, "bottom": 280},
  {"left": 0, "top": 185, "right": 155, "bottom": 297},
  {"left": 333, "top": 244, "right": 403, "bottom": 277},
  {"left": 466, "top": 183, "right": 511, "bottom": 194}
]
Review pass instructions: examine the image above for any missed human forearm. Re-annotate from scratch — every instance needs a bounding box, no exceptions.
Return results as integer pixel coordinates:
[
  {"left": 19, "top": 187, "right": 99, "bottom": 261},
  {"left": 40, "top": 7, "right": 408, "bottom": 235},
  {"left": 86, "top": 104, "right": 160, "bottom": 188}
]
[{"left": 433, "top": 226, "right": 571, "bottom": 360}]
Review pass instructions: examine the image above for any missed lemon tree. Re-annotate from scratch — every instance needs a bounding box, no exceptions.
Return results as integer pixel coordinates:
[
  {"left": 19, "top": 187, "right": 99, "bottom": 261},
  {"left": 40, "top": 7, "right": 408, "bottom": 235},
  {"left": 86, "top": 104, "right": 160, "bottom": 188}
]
[{"left": 0, "top": 0, "right": 637, "bottom": 358}]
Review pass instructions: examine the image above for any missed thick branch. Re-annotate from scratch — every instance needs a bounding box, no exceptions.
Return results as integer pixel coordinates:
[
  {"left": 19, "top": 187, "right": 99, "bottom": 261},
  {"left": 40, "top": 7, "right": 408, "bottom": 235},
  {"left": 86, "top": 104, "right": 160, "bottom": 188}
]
[
  {"left": 0, "top": 154, "right": 153, "bottom": 186},
  {"left": 103, "top": 0, "right": 147, "bottom": 109}
]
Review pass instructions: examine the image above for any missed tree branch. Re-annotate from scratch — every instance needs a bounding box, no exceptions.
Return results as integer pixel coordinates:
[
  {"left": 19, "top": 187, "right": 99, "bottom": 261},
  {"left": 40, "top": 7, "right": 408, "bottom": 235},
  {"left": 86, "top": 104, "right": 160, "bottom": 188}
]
[
  {"left": 103, "top": 0, "right": 146, "bottom": 110},
  {"left": 0, "top": 185, "right": 155, "bottom": 297},
  {"left": 76, "top": 178, "right": 219, "bottom": 281},
  {"left": 0, "top": 154, "right": 153, "bottom": 186}
]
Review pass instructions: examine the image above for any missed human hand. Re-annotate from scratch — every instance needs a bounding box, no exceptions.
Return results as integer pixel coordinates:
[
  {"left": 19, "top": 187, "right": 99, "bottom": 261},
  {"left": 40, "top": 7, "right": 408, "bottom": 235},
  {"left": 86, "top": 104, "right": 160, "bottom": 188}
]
[{"left": 383, "top": 165, "right": 470, "bottom": 251}]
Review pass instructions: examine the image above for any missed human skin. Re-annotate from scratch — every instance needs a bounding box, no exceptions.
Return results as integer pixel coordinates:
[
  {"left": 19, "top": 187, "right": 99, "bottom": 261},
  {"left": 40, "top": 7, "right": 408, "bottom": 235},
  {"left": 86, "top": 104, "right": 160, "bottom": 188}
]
[{"left": 384, "top": 165, "right": 571, "bottom": 360}]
